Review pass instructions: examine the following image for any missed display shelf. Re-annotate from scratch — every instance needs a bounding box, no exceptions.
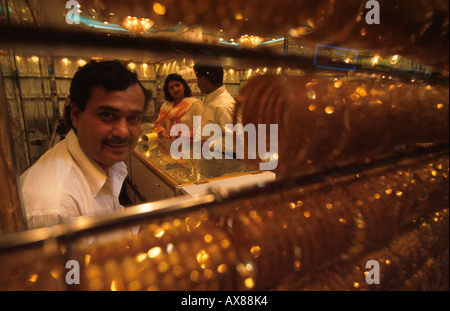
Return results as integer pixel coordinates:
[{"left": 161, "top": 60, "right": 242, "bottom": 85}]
[
  {"left": 1, "top": 143, "right": 445, "bottom": 252},
  {"left": 0, "top": 50, "right": 56, "bottom": 169},
  {"left": 0, "top": 144, "right": 447, "bottom": 291}
]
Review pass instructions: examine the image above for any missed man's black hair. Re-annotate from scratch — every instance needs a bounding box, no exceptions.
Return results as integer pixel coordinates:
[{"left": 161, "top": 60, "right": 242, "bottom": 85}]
[{"left": 193, "top": 61, "right": 224, "bottom": 85}]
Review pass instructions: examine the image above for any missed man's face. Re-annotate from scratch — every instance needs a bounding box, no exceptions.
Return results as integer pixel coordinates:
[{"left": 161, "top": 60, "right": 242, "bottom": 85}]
[
  {"left": 71, "top": 83, "right": 145, "bottom": 170},
  {"left": 196, "top": 75, "right": 207, "bottom": 94}
]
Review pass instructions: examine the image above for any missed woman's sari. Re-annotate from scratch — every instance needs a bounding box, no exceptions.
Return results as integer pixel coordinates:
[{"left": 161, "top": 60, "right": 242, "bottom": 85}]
[{"left": 153, "top": 97, "right": 200, "bottom": 138}]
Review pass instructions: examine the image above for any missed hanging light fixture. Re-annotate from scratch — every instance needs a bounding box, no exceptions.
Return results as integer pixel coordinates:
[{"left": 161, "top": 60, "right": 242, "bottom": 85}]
[
  {"left": 238, "top": 35, "right": 263, "bottom": 48},
  {"left": 120, "top": 16, "right": 154, "bottom": 36}
]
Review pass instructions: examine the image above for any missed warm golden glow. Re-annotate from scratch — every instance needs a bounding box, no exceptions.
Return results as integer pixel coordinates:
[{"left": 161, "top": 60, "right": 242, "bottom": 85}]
[
  {"left": 204, "top": 233, "right": 213, "bottom": 243},
  {"left": 148, "top": 247, "right": 162, "bottom": 258},
  {"left": 50, "top": 268, "right": 62, "bottom": 279},
  {"left": 308, "top": 104, "right": 317, "bottom": 112},
  {"left": 111, "top": 279, "right": 118, "bottom": 291},
  {"left": 334, "top": 80, "right": 343, "bottom": 88},
  {"left": 203, "top": 269, "right": 213, "bottom": 280},
  {"left": 135, "top": 253, "right": 148, "bottom": 263},
  {"left": 217, "top": 264, "right": 228, "bottom": 273},
  {"left": 120, "top": 16, "right": 154, "bottom": 36},
  {"left": 325, "top": 106, "right": 335, "bottom": 114},
  {"left": 128, "top": 280, "right": 142, "bottom": 291},
  {"left": 390, "top": 55, "right": 400, "bottom": 64},
  {"left": 173, "top": 265, "right": 183, "bottom": 276},
  {"left": 190, "top": 270, "right": 200, "bottom": 281},
  {"left": 350, "top": 93, "right": 360, "bottom": 101},
  {"left": 250, "top": 245, "right": 261, "bottom": 258},
  {"left": 153, "top": 3, "right": 166, "bottom": 15},
  {"left": 356, "top": 87, "right": 367, "bottom": 97},
  {"left": 371, "top": 55, "right": 380, "bottom": 65},
  {"left": 153, "top": 227, "right": 165, "bottom": 238},
  {"left": 221, "top": 239, "right": 230, "bottom": 249},
  {"left": 157, "top": 261, "right": 169, "bottom": 273},
  {"left": 307, "top": 89, "right": 317, "bottom": 100},
  {"left": 289, "top": 26, "right": 310, "bottom": 37},
  {"left": 28, "top": 274, "right": 38, "bottom": 283},
  {"left": 244, "top": 277, "right": 255, "bottom": 289},
  {"left": 196, "top": 250, "right": 210, "bottom": 265},
  {"left": 84, "top": 254, "right": 91, "bottom": 266},
  {"left": 238, "top": 35, "right": 263, "bottom": 48},
  {"left": 77, "top": 59, "right": 87, "bottom": 67}
]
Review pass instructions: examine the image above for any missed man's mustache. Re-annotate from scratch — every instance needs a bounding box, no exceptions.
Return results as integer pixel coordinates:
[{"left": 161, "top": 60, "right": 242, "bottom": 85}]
[{"left": 103, "top": 137, "right": 131, "bottom": 145}]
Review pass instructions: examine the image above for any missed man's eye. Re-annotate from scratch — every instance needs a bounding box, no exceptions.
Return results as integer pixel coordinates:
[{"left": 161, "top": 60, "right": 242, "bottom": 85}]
[
  {"left": 98, "top": 112, "right": 116, "bottom": 120},
  {"left": 128, "top": 115, "right": 142, "bottom": 123}
]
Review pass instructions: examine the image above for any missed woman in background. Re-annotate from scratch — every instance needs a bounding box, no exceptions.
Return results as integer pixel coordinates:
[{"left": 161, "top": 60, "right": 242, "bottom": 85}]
[{"left": 153, "top": 73, "right": 203, "bottom": 139}]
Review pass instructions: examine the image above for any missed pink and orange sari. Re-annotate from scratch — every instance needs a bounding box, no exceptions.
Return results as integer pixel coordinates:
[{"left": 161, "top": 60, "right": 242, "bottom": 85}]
[{"left": 153, "top": 97, "right": 198, "bottom": 138}]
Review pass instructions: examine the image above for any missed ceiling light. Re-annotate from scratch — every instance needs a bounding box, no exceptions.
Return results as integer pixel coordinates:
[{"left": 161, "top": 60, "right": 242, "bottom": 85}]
[
  {"left": 120, "top": 16, "right": 154, "bottom": 36},
  {"left": 371, "top": 55, "right": 380, "bottom": 65},
  {"left": 238, "top": 35, "right": 263, "bottom": 48},
  {"left": 390, "top": 55, "right": 400, "bottom": 64}
]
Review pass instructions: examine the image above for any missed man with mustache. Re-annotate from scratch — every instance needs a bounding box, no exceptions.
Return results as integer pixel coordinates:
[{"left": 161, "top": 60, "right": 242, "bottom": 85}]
[{"left": 20, "top": 60, "right": 151, "bottom": 230}]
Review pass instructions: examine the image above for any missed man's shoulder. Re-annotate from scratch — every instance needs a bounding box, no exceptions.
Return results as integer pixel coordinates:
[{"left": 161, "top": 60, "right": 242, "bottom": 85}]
[
  {"left": 211, "top": 89, "right": 235, "bottom": 106},
  {"left": 21, "top": 139, "right": 77, "bottom": 185}
]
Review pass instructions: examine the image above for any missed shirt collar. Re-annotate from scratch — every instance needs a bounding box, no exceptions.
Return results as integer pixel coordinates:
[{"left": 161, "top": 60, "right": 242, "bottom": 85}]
[
  {"left": 205, "top": 85, "right": 226, "bottom": 106},
  {"left": 66, "top": 129, "right": 127, "bottom": 197}
]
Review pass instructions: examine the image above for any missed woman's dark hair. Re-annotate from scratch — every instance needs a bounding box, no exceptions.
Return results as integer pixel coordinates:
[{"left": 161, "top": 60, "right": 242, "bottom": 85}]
[
  {"left": 163, "top": 73, "right": 192, "bottom": 102},
  {"left": 193, "top": 62, "right": 224, "bottom": 85},
  {"left": 64, "top": 60, "right": 152, "bottom": 130}
]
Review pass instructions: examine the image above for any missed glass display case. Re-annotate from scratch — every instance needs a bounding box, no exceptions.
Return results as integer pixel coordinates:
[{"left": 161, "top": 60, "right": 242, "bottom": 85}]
[{"left": 126, "top": 123, "right": 276, "bottom": 204}]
